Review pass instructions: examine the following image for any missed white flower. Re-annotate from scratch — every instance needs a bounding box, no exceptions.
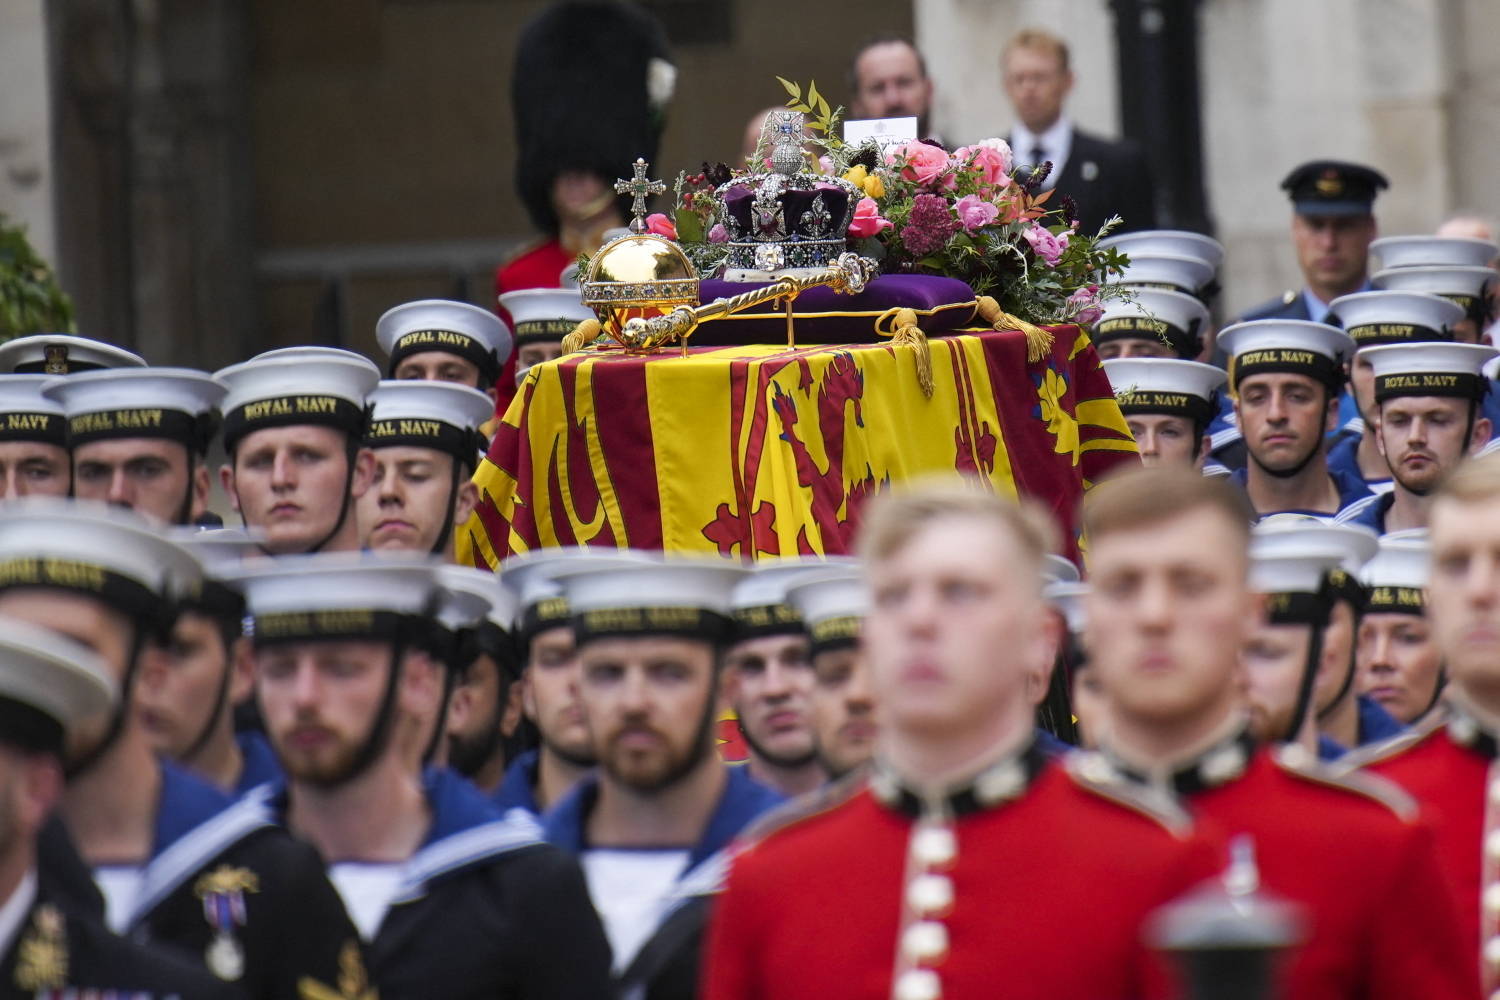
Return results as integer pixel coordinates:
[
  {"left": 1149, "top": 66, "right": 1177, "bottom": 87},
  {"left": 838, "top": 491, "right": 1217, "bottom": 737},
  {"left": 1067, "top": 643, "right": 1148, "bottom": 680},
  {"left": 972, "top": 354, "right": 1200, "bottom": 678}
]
[
  {"left": 975, "top": 137, "right": 1014, "bottom": 157},
  {"left": 647, "top": 58, "right": 677, "bottom": 111}
]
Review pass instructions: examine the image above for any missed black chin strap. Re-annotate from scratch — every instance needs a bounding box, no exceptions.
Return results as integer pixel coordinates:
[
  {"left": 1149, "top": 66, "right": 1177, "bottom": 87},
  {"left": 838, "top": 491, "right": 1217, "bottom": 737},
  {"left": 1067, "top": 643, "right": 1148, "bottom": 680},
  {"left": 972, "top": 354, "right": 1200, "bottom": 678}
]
[
  {"left": 429, "top": 460, "right": 464, "bottom": 556},
  {"left": 179, "top": 635, "right": 236, "bottom": 765},
  {"left": 1253, "top": 433, "right": 1325, "bottom": 481},
  {"left": 174, "top": 451, "right": 198, "bottom": 526},
  {"left": 66, "top": 625, "right": 153, "bottom": 780},
  {"left": 1283, "top": 592, "right": 1333, "bottom": 744},
  {"left": 237, "top": 440, "right": 361, "bottom": 555},
  {"left": 1317, "top": 635, "right": 1359, "bottom": 722},
  {"left": 338, "top": 637, "right": 409, "bottom": 784}
]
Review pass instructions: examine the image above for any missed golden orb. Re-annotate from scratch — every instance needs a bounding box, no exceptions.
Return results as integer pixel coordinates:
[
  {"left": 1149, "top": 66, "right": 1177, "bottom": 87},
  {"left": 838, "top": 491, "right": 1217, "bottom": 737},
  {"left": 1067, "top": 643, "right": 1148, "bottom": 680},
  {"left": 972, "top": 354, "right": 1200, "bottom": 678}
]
[{"left": 581, "top": 234, "right": 700, "bottom": 347}]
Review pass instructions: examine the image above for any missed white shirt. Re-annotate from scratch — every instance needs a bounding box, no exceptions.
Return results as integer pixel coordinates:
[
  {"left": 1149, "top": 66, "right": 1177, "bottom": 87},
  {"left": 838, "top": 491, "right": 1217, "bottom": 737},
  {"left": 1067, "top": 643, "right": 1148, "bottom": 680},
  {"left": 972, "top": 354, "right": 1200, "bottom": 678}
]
[
  {"left": 1011, "top": 116, "right": 1074, "bottom": 190},
  {"left": 328, "top": 862, "right": 405, "bottom": 941},
  {"left": 94, "top": 865, "right": 145, "bottom": 934},
  {"left": 0, "top": 871, "right": 37, "bottom": 959},
  {"left": 581, "top": 849, "right": 689, "bottom": 973}
]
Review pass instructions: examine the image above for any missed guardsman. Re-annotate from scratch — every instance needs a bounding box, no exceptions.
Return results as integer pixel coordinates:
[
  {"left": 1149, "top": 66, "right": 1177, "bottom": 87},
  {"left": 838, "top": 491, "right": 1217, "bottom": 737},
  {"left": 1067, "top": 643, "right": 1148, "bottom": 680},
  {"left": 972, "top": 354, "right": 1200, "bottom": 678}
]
[
  {"left": 0, "top": 376, "right": 70, "bottom": 499},
  {"left": 232, "top": 553, "right": 614, "bottom": 999},
  {"left": 215, "top": 347, "right": 380, "bottom": 555},
  {"left": 1103, "top": 357, "right": 1225, "bottom": 471},
  {"left": 1239, "top": 161, "right": 1388, "bottom": 323},
  {"left": 0, "top": 499, "right": 363, "bottom": 997},
  {"left": 1335, "top": 342, "right": 1495, "bottom": 532},
  {"left": 43, "top": 367, "right": 226, "bottom": 526},
  {"left": 724, "top": 561, "right": 828, "bottom": 798},
  {"left": 376, "top": 299, "right": 512, "bottom": 408},
  {"left": 1325, "top": 290, "right": 1464, "bottom": 494},
  {"left": 1352, "top": 537, "right": 1444, "bottom": 727},
  {"left": 440, "top": 565, "right": 527, "bottom": 796},
  {"left": 0, "top": 619, "right": 235, "bottom": 999},
  {"left": 356, "top": 380, "right": 491, "bottom": 559},
  {"left": 1218, "top": 319, "right": 1364, "bottom": 517},
  {"left": 705, "top": 483, "right": 1221, "bottom": 1000},
  {"left": 499, "top": 288, "right": 593, "bottom": 386},
  {"left": 1339, "top": 454, "right": 1500, "bottom": 994},
  {"left": 784, "top": 564, "right": 876, "bottom": 781},
  {"left": 543, "top": 553, "right": 783, "bottom": 1000},
  {"left": 1081, "top": 467, "right": 1472, "bottom": 999},
  {"left": 0, "top": 333, "right": 145, "bottom": 375}
]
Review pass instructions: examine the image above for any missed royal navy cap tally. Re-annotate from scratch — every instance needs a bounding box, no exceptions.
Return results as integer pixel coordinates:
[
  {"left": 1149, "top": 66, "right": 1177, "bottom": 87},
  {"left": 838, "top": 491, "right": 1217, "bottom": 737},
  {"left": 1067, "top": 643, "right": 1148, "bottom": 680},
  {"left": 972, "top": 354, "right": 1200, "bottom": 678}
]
[
  {"left": 43, "top": 367, "right": 227, "bottom": 455},
  {"left": 1371, "top": 235, "right": 1499, "bottom": 271},
  {"left": 1104, "top": 358, "right": 1225, "bottom": 424},
  {"left": 1115, "top": 253, "right": 1216, "bottom": 298},
  {"left": 1217, "top": 320, "right": 1353, "bottom": 392},
  {"left": 0, "top": 498, "right": 203, "bottom": 621},
  {"left": 1250, "top": 546, "right": 1347, "bottom": 625},
  {"left": 1280, "top": 160, "right": 1388, "bottom": 217},
  {"left": 1093, "top": 288, "right": 1210, "bottom": 359},
  {"left": 376, "top": 299, "right": 513, "bottom": 383},
  {"left": 498, "top": 547, "right": 643, "bottom": 642},
  {"left": 1098, "top": 230, "right": 1224, "bottom": 272},
  {"left": 784, "top": 565, "right": 869, "bottom": 656},
  {"left": 554, "top": 552, "right": 746, "bottom": 645},
  {"left": 498, "top": 288, "right": 594, "bottom": 348},
  {"left": 1327, "top": 290, "right": 1463, "bottom": 350},
  {"left": 364, "top": 380, "right": 492, "bottom": 461},
  {"left": 1372, "top": 265, "right": 1495, "bottom": 325},
  {"left": 1043, "top": 580, "right": 1088, "bottom": 636},
  {"left": 228, "top": 552, "right": 441, "bottom": 645},
  {"left": 1360, "top": 537, "right": 1428, "bottom": 615},
  {"left": 214, "top": 347, "right": 380, "bottom": 453},
  {"left": 0, "top": 617, "right": 116, "bottom": 756},
  {"left": 0, "top": 375, "right": 66, "bottom": 447},
  {"left": 1363, "top": 341, "right": 1497, "bottom": 403},
  {"left": 0, "top": 334, "right": 146, "bottom": 375},
  {"left": 729, "top": 558, "right": 834, "bottom": 641}
]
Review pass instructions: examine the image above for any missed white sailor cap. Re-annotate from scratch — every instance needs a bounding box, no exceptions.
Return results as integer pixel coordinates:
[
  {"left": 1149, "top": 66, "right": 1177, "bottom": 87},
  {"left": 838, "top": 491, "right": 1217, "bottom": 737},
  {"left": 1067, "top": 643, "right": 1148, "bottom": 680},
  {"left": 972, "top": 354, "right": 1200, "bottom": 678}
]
[
  {"left": 1328, "top": 290, "right": 1463, "bottom": 351},
  {"left": 1103, "top": 358, "right": 1225, "bottom": 423},
  {"left": 0, "top": 334, "right": 146, "bottom": 375},
  {"left": 1042, "top": 553, "right": 1080, "bottom": 586},
  {"left": 1372, "top": 265, "right": 1495, "bottom": 323},
  {"left": 167, "top": 527, "right": 264, "bottom": 618},
  {"left": 1359, "top": 537, "right": 1428, "bottom": 615},
  {"left": 784, "top": 565, "right": 869, "bottom": 656},
  {"left": 728, "top": 557, "right": 835, "bottom": 639},
  {"left": 228, "top": 552, "right": 441, "bottom": 644},
  {"left": 1098, "top": 230, "right": 1224, "bottom": 272},
  {"left": 435, "top": 564, "right": 517, "bottom": 633},
  {"left": 1252, "top": 516, "right": 1377, "bottom": 576},
  {"left": 0, "top": 375, "right": 66, "bottom": 447},
  {"left": 498, "top": 289, "right": 594, "bottom": 348},
  {"left": 553, "top": 552, "right": 747, "bottom": 645},
  {"left": 0, "top": 498, "right": 203, "bottom": 624},
  {"left": 0, "top": 616, "right": 116, "bottom": 755},
  {"left": 1043, "top": 580, "right": 1088, "bottom": 636},
  {"left": 1093, "top": 287, "right": 1210, "bottom": 359},
  {"left": 365, "top": 380, "right": 492, "bottom": 461},
  {"left": 1115, "top": 253, "right": 1215, "bottom": 298},
  {"left": 1362, "top": 341, "right": 1497, "bottom": 403},
  {"left": 42, "top": 367, "right": 227, "bottom": 455},
  {"left": 1371, "top": 235, "right": 1499, "bottom": 270},
  {"left": 214, "top": 347, "right": 380, "bottom": 453},
  {"left": 1216, "top": 320, "right": 1353, "bottom": 393},
  {"left": 498, "top": 547, "right": 642, "bottom": 642},
  {"left": 376, "top": 299, "right": 513, "bottom": 382},
  {"left": 1251, "top": 546, "right": 1349, "bottom": 625}
]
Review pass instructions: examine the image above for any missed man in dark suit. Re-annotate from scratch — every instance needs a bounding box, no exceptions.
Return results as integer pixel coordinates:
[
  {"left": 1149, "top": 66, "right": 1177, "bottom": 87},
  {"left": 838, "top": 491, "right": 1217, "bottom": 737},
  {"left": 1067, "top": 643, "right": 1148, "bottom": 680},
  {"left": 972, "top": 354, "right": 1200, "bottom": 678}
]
[
  {"left": 1003, "top": 28, "right": 1156, "bottom": 235},
  {"left": 1239, "top": 160, "right": 1389, "bottom": 323}
]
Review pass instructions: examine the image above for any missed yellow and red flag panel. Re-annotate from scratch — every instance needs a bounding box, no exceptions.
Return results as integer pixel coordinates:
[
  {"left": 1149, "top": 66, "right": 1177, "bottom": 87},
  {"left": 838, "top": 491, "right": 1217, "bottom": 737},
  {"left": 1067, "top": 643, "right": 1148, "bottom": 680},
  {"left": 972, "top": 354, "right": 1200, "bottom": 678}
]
[{"left": 457, "top": 326, "right": 1136, "bottom": 570}]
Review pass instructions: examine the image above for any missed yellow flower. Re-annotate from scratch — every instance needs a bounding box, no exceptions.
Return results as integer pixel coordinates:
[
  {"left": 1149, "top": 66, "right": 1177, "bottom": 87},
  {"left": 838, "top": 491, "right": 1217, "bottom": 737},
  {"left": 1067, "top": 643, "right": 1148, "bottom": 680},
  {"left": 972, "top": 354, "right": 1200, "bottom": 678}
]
[
  {"left": 841, "top": 165, "right": 868, "bottom": 191},
  {"left": 862, "top": 172, "right": 885, "bottom": 199}
]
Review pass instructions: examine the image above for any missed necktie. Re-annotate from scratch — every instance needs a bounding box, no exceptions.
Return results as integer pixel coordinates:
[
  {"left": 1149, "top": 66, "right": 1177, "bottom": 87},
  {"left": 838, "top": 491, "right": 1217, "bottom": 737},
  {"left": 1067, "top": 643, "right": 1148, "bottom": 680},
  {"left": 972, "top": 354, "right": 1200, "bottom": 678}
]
[{"left": 1030, "top": 143, "right": 1047, "bottom": 166}]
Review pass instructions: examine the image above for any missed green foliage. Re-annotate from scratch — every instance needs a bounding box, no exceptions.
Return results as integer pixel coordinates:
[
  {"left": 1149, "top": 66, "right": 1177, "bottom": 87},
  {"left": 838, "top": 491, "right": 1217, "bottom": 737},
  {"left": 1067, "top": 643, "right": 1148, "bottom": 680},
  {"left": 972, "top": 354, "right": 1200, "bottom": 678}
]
[{"left": 0, "top": 214, "right": 73, "bottom": 340}]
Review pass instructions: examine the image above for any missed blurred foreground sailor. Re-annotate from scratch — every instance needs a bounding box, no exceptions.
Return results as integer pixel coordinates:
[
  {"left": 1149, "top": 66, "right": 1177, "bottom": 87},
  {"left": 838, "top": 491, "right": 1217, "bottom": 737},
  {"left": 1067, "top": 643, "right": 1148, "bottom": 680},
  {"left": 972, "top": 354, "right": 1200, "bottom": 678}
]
[{"left": 440, "top": 565, "right": 527, "bottom": 796}]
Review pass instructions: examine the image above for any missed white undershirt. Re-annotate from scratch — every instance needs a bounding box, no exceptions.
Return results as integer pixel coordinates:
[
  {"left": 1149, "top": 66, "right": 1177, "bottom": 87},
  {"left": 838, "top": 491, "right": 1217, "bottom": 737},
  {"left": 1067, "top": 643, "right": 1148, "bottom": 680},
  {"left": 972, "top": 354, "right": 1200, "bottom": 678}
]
[
  {"left": 581, "top": 849, "right": 689, "bottom": 973},
  {"left": 0, "top": 871, "right": 37, "bottom": 958},
  {"left": 94, "top": 865, "right": 145, "bottom": 934},
  {"left": 328, "top": 862, "right": 405, "bottom": 941}
]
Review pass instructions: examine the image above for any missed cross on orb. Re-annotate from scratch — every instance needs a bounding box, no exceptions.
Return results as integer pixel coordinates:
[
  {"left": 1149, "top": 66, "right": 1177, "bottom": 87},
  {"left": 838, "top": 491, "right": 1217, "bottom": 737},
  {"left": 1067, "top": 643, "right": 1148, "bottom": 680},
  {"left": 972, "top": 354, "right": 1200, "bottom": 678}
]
[{"left": 616, "top": 158, "right": 667, "bottom": 234}]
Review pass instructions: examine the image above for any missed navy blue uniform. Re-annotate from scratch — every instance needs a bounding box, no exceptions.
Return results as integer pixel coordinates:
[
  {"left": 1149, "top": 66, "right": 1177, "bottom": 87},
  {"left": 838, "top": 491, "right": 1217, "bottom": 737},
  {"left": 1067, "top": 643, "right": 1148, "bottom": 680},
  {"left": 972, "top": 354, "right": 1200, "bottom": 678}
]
[{"left": 492, "top": 748, "right": 542, "bottom": 817}]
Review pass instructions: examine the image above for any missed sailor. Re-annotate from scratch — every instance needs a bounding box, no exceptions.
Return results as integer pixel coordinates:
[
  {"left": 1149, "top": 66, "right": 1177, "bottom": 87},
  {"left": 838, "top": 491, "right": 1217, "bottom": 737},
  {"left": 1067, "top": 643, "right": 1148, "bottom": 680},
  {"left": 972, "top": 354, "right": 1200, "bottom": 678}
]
[
  {"left": 43, "top": 367, "right": 225, "bottom": 526},
  {"left": 356, "top": 380, "right": 492, "bottom": 559},
  {"left": 542, "top": 553, "right": 783, "bottom": 1000},
  {"left": 232, "top": 552, "right": 614, "bottom": 999},
  {"left": 1102, "top": 357, "right": 1225, "bottom": 471},
  {"left": 415, "top": 565, "right": 505, "bottom": 772},
  {"left": 0, "top": 375, "right": 70, "bottom": 499},
  {"left": 0, "top": 498, "right": 363, "bottom": 997},
  {"left": 0, "top": 619, "right": 236, "bottom": 999},
  {"left": 1092, "top": 287, "right": 1211, "bottom": 363},
  {"left": 1217, "top": 318, "right": 1364, "bottom": 517},
  {"left": 376, "top": 299, "right": 513, "bottom": 407},
  {"left": 1080, "top": 467, "right": 1472, "bottom": 999},
  {"left": 1334, "top": 342, "right": 1495, "bottom": 533},
  {"left": 214, "top": 346, "right": 380, "bottom": 555},
  {"left": 0, "top": 333, "right": 145, "bottom": 375},
  {"left": 499, "top": 287, "right": 594, "bottom": 386},
  {"left": 1371, "top": 233, "right": 1499, "bottom": 345},
  {"left": 784, "top": 563, "right": 877, "bottom": 781},
  {"left": 1351, "top": 536, "right": 1444, "bottom": 727}
]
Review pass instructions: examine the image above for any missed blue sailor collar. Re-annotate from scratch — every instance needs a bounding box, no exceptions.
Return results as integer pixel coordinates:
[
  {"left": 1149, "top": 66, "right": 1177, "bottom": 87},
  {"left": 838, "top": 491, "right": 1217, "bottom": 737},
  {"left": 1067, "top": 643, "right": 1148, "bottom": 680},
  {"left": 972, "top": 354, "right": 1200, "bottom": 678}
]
[
  {"left": 1356, "top": 693, "right": 1407, "bottom": 745},
  {"left": 1230, "top": 465, "right": 1372, "bottom": 521},
  {"left": 233, "top": 729, "right": 284, "bottom": 797},
  {"left": 122, "top": 762, "right": 274, "bottom": 930},
  {"left": 491, "top": 748, "right": 541, "bottom": 817},
  {"left": 1334, "top": 490, "right": 1393, "bottom": 534},
  {"left": 543, "top": 765, "right": 783, "bottom": 894}
]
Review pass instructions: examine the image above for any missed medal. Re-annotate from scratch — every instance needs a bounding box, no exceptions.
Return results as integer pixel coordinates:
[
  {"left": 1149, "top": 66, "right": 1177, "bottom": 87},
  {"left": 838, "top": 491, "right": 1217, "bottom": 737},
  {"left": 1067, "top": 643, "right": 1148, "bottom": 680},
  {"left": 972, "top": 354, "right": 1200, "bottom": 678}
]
[{"left": 206, "top": 931, "right": 245, "bottom": 982}]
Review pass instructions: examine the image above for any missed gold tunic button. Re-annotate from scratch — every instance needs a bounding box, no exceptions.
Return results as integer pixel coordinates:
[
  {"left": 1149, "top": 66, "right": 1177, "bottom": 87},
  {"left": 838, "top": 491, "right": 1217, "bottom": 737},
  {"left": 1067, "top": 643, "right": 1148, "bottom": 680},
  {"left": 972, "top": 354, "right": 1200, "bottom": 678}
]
[
  {"left": 894, "top": 968, "right": 942, "bottom": 1000},
  {"left": 911, "top": 827, "right": 958, "bottom": 868},
  {"left": 1484, "top": 936, "right": 1500, "bottom": 967},
  {"left": 1483, "top": 883, "right": 1500, "bottom": 916},
  {"left": 901, "top": 921, "right": 950, "bottom": 964},
  {"left": 907, "top": 874, "right": 955, "bottom": 917},
  {"left": 1487, "top": 831, "right": 1500, "bottom": 863},
  {"left": 1489, "top": 778, "right": 1500, "bottom": 804}
]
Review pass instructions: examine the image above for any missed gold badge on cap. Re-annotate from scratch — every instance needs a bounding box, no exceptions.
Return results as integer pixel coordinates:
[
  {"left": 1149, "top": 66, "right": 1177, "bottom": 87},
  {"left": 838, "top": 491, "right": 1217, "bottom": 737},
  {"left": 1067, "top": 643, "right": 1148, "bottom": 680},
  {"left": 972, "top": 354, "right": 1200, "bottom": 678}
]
[
  {"left": 42, "top": 345, "right": 69, "bottom": 376},
  {"left": 1315, "top": 169, "right": 1344, "bottom": 197}
]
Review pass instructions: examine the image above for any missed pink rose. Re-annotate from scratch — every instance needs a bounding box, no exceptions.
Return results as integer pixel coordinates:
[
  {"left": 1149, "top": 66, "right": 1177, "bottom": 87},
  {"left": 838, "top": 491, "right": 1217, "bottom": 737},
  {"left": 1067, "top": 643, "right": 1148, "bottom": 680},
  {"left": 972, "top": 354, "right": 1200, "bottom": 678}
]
[
  {"left": 887, "top": 141, "right": 952, "bottom": 188},
  {"left": 1023, "top": 223, "right": 1069, "bottom": 266},
  {"left": 1066, "top": 285, "right": 1103, "bottom": 325},
  {"left": 955, "top": 143, "right": 1013, "bottom": 193},
  {"left": 707, "top": 223, "right": 729, "bottom": 244},
  {"left": 954, "top": 194, "right": 999, "bottom": 231},
  {"left": 645, "top": 213, "right": 677, "bottom": 239},
  {"left": 847, "top": 197, "right": 893, "bottom": 239}
]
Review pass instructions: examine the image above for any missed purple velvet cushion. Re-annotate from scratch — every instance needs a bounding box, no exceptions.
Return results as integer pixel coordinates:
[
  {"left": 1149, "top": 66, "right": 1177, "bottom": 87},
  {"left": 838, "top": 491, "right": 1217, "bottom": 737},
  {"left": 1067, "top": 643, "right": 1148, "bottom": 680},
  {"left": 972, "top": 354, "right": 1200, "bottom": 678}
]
[{"left": 692, "top": 274, "right": 978, "bottom": 345}]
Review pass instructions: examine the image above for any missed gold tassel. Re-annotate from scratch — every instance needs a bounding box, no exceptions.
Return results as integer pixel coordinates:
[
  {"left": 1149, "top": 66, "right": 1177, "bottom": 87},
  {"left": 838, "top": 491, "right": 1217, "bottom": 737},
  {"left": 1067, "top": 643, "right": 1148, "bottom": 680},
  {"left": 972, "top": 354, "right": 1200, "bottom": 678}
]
[
  {"left": 560, "top": 318, "right": 600, "bottom": 355},
  {"left": 874, "top": 307, "right": 934, "bottom": 398},
  {"left": 976, "top": 296, "right": 1054, "bottom": 364}
]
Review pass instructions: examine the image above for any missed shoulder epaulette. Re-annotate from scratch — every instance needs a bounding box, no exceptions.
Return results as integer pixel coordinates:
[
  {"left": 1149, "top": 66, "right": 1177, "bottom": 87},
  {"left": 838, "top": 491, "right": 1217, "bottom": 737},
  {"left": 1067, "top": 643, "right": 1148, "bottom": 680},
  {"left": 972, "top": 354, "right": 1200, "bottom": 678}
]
[
  {"left": 1331, "top": 709, "right": 1444, "bottom": 775},
  {"left": 734, "top": 770, "right": 866, "bottom": 849},
  {"left": 1063, "top": 752, "right": 1194, "bottom": 838},
  {"left": 1272, "top": 744, "right": 1418, "bottom": 821}
]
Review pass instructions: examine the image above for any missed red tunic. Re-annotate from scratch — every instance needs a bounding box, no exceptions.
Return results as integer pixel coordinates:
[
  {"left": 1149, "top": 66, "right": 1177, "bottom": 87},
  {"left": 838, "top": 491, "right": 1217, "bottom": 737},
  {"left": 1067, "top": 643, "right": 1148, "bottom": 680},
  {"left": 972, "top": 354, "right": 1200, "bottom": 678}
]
[
  {"left": 491, "top": 239, "right": 574, "bottom": 414},
  {"left": 1182, "top": 745, "right": 1475, "bottom": 1000},
  {"left": 702, "top": 755, "right": 1217, "bottom": 1000}
]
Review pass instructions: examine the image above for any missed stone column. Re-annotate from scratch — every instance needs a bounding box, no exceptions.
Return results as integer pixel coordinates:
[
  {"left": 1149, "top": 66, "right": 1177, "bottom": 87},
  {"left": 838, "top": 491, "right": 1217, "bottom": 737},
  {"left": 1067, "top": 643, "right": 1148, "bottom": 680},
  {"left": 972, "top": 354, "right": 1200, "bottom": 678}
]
[{"left": 0, "top": 0, "right": 57, "bottom": 262}]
